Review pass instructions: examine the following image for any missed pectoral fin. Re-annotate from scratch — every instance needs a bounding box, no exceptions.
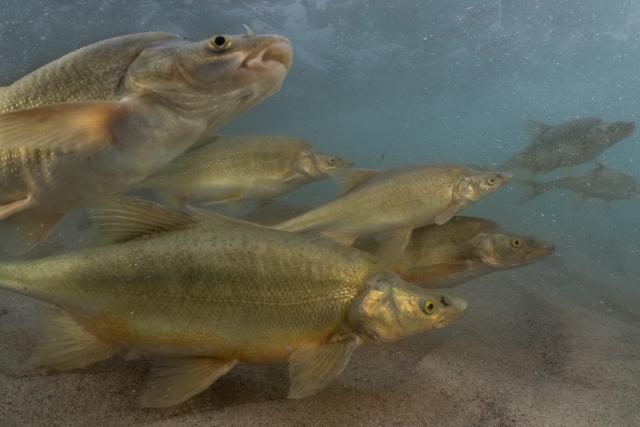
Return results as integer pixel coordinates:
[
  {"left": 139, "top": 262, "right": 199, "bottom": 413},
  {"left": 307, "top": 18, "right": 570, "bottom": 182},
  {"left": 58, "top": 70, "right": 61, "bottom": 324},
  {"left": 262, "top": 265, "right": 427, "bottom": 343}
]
[
  {"left": 288, "top": 338, "right": 357, "bottom": 399},
  {"left": 434, "top": 204, "right": 460, "bottom": 225},
  {"left": 314, "top": 229, "right": 358, "bottom": 246},
  {"left": 141, "top": 358, "right": 236, "bottom": 408},
  {"left": 375, "top": 227, "right": 413, "bottom": 265},
  {"left": 401, "top": 261, "right": 477, "bottom": 288},
  {"left": 0, "top": 194, "right": 36, "bottom": 220},
  {"left": 28, "top": 308, "right": 117, "bottom": 371},
  {"left": 0, "top": 101, "right": 130, "bottom": 155}
]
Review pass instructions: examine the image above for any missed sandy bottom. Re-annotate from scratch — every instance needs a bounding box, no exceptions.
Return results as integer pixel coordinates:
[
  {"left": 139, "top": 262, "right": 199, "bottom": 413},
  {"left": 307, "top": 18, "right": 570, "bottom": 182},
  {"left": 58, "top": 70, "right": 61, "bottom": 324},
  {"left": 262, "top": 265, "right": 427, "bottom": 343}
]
[{"left": 1, "top": 259, "right": 638, "bottom": 426}]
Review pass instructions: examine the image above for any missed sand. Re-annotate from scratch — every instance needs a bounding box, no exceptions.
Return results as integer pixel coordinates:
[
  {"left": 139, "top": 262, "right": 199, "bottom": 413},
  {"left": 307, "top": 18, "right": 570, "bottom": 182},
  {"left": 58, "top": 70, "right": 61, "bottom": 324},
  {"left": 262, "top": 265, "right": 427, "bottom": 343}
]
[{"left": 1, "top": 259, "right": 639, "bottom": 427}]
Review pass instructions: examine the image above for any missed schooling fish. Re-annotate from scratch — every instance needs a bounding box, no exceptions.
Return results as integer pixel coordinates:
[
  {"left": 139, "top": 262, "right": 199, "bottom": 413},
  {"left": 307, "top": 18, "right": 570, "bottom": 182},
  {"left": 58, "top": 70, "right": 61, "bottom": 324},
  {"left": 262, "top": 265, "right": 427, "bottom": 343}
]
[
  {"left": 357, "top": 216, "right": 554, "bottom": 288},
  {"left": 137, "top": 134, "right": 352, "bottom": 207},
  {"left": 516, "top": 162, "right": 640, "bottom": 204},
  {"left": 0, "top": 197, "right": 465, "bottom": 407},
  {"left": 275, "top": 165, "right": 510, "bottom": 260},
  {"left": 500, "top": 117, "right": 635, "bottom": 176},
  {"left": 0, "top": 29, "right": 293, "bottom": 254}
]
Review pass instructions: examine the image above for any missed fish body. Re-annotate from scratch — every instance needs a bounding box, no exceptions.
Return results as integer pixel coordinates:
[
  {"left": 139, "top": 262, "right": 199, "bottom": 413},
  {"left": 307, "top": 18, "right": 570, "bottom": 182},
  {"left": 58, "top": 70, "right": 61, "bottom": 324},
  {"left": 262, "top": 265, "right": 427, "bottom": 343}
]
[
  {"left": 357, "top": 217, "right": 554, "bottom": 288},
  {"left": 0, "top": 31, "right": 293, "bottom": 253},
  {"left": 276, "top": 165, "right": 509, "bottom": 257},
  {"left": 0, "top": 198, "right": 466, "bottom": 407},
  {"left": 139, "top": 134, "right": 352, "bottom": 207},
  {"left": 517, "top": 163, "right": 640, "bottom": 203},
  {"left": 502, "top": 118, "right": 635, "bottom": 176}
]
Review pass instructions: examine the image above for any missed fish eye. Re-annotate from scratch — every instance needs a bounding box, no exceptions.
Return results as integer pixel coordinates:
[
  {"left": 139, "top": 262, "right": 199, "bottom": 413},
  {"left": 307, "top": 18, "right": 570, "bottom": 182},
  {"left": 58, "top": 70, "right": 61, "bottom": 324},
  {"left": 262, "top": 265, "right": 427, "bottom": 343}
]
[
  {"left": 209, "top": 35, "right": 232, "bottom": 50},
  {"left": 328, "top": 157, "right": 336, "bottom": 165},
  {"left": 487, "top": 177, "right": 496, "bottom": 186},
  {"left": 422, "top": 300, "right": 435, "bottom": 314},
  {"left": 512, "top": 239, "right": 521, "bottom": 248}
]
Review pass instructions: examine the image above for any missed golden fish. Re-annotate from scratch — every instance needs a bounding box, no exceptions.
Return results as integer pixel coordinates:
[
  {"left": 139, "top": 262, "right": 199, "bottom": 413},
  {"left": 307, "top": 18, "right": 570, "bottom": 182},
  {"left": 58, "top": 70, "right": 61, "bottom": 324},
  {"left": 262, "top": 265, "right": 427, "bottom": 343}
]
[
  {"left": 276, "top": 165, "right": 510, "bottom": 259},
  {"left": 0, "top": 198, "right": 466, "bottom": 407},
  {"left": 357, "top": 216, "right": 554, "bottom": 288},
  {"left": 0, "top": 28, "right": 293, "bottom": 254},
  {"left": 137, "top": 134, "right": 352, "bottom": 207}
]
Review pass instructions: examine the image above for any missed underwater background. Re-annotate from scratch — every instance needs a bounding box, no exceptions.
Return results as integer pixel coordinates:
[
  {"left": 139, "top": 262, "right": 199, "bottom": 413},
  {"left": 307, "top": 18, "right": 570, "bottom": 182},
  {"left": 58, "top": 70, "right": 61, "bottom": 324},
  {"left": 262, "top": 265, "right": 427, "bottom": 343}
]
[{"left": 0, "top": 1, "right": 638, "bottom": 425}]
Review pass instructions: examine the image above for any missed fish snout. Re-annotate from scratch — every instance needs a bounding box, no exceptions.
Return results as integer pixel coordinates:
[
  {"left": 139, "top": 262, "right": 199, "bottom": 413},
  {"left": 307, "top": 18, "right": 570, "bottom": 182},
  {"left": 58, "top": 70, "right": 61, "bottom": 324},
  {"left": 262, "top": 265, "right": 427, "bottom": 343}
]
[{"left": 243, "top": 36, "right": 293, "bottom": 72}]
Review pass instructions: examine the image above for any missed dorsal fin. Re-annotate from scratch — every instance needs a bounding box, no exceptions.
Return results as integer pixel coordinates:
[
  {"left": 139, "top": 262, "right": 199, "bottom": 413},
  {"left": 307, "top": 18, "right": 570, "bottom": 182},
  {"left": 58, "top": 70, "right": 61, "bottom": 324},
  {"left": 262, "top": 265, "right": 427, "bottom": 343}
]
[
  {"left": 524, "top": 119, "right": 552, "bottom": 137},
  {"left": 329, "top": 168, "right": 379, "bottom": 196},
  {"left": 87, "top": 196, "right": 198, "bottom": 244}
]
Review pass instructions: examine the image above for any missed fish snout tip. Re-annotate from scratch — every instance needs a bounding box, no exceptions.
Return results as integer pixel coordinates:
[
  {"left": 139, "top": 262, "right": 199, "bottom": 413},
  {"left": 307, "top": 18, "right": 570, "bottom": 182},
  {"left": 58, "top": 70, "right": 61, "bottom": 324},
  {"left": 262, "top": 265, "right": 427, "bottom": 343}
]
[{"left": 244, "top": 37, "right": 293, "bottom": 72}]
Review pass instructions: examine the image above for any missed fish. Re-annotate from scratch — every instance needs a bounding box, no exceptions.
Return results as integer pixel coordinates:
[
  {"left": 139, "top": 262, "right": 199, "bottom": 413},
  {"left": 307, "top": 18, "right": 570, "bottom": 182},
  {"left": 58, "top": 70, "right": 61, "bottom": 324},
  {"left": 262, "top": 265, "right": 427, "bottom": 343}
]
[
  {"left": 0, "top": 29, "right": 293, "bottom": 254},
  {"left": 356, "top": 217, "right": 555, "bottom": 288},
  {"left": 0, "top": 197, "right": 466, "bottom": 407},
  {"left": 136, "top": 134, "right": 352, "bottom": 207},
  {"left": 275, "top": 165, "right": 510, "bottom": 260},
  {"left": 500, "top": 118, "right": 635, "bottom": 176},
  {"left": 516, "top": 162, "right": 640, "bottom": 204},
  {"left": 243, "top": 200, "right": 312, "bottom": 226}
]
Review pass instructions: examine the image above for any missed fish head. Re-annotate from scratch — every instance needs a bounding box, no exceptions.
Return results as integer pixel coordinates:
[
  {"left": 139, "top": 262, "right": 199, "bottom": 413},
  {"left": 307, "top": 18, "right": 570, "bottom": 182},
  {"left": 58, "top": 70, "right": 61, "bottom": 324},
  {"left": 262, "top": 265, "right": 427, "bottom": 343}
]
[
  {"left": 124, "top": 30, "right": 292, "bottom": 119},
  {"left": 456, "top": 169, "right": 511, "bottom": 202},
  {"left": 310, "top": 152, "right": 354, "bottom": 176},
  {"left": 471, "top": 232, "right": 555, "bottom": 268},
  {"left": 590, "top": 121, "right": 635, "bottom": 147},
  {"left": 348, "top": 273, "right": 467, "bottom": 343}
]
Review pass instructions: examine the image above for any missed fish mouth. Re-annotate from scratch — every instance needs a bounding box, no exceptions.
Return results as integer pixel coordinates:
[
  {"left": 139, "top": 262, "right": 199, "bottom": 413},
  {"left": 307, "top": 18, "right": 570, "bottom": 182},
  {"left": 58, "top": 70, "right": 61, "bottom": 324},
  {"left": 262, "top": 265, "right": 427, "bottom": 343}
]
[
  {"left": 528, "top": 243, "right": 555, "bottom": 260},
  {"left": 243, "top": 39, "right": 293, "bottom": 73}
]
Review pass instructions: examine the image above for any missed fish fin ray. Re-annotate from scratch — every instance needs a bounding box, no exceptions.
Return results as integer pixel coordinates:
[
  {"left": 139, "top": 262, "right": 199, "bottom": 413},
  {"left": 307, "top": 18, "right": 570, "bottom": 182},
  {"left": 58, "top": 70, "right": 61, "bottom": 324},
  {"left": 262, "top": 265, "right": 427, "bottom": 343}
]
[
  {"left": 0, "top": 194, "right": 36, "bottom": 220},
  {"left": 0, "top": 210, "right": 66, "bottom": 255},
  {"left": 0, "top": 101, "right": 130, "bottom": 154},
  {"left": 329, "top": 168, "right": 379, "bottom": 196},
  {"left": 141, "top": 358, "right": 236, "bottom": 408},
  {"left": 288, "top": 338, "right": 357, "bottom": 399},
  {"left": 402, "top": 261, "right": 476, "bottom": 289},
  {"left": 28, "top": 308, "right": 117, "bottom": 371},
  {"left": 524, "top": 119, "right": 552, "bottom": 137},
  {"left": 87, "top": 196, "right": 198, "bottom": 244},
  {"left": 434, "top": 204, "right": 459, "bottom": 225},
  {"left": 375, "top": 227, "right": 413, "bottom": 266},
  {"left": 312, "top": 229, "right": 357, "bottom": 246}
]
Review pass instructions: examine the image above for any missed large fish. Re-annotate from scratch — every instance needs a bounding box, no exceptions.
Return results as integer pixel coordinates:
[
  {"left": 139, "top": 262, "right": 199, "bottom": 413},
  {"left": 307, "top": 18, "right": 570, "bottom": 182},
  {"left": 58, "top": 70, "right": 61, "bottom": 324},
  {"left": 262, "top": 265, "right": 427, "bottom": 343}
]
[
  {"left": 517, "top": 162, "right": 640, "bottom": 204},
  {"left": 0, "top": 198, "right": 466, "bottom": 407},
  {"left": 137, "top": 134, "right": 352, "bottom": 207},
  {"left": 0, "top": 28, "right": 292, "bottom": 253},
  {"left": 501, "top": 118, "right": 635, "bottom": 176},
  {"left": 357, "top": 217, "right": 554, "bottom": 288},
  {"left": 275, "top": 165, "right": 510, "bottom": 259}
]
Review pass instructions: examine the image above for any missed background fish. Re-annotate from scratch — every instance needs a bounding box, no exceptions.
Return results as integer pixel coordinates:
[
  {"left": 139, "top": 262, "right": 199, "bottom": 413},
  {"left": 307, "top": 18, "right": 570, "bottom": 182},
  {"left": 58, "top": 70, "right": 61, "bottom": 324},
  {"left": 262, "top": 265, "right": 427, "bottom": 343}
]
[
  {"left": 516, "top": 162, "right": 640, "bottom": 204},
  {"left": 0, "top": 29, "right": 293, "bottom": 254},
  {"left": 501, "top": 118, "right": 635, "bottom": 176},
  {"left": 137, "top": 134, "right": 352, "bottom": 207},
  {"left": 356, "top": 217, "right": 554, "bottom": 288},
  {"left": 0, "top": 198, "right": 465, "bottom": 407},
  {"left": 276, "top": 165, "right": 510, "bottom": 259}
]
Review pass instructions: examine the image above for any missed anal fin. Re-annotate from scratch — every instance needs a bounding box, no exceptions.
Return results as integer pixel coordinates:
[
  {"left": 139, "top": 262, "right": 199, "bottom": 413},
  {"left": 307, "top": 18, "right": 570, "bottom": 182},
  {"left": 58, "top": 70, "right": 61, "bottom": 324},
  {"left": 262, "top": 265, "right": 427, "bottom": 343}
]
[
  {"left": 141, "top": 357, "right": 236, "bottom": 408},
  {"left": 0, "top": 209, "right": 66, "bottom": 255},
  {"left": 28, "top": 308, "right": 117, "bottom": 371},
  {"left": 288, "top": 338, "right": 357, "bottom": 399}
]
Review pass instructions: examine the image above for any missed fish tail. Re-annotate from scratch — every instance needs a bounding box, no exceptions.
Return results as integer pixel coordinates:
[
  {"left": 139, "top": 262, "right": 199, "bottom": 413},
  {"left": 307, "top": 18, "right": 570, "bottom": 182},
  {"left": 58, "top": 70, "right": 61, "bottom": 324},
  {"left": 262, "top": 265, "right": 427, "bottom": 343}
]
[{"left": 514, "top": 179, "right": 549, "bottom": 203}]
